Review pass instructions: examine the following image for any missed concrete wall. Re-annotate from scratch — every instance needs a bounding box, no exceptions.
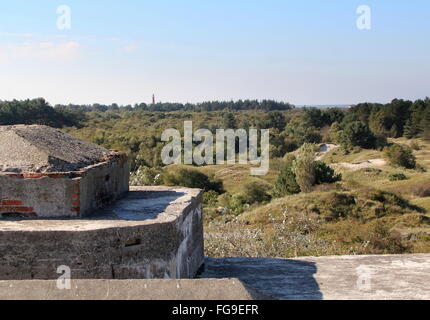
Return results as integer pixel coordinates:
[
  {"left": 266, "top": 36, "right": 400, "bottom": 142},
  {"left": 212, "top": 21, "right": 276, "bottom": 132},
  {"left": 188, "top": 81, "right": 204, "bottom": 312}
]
[
  {"left": 0, "top": 174, "right": 77, "bottom": 218},
  {"left": 0, "top": 154, "right": 129, "bottom": 219},
  {"left": 79, "top": 154, "right": 129, "bottom": 217},
  {"left": 0, "top": 187, "right": 204, "bottom": 280}
]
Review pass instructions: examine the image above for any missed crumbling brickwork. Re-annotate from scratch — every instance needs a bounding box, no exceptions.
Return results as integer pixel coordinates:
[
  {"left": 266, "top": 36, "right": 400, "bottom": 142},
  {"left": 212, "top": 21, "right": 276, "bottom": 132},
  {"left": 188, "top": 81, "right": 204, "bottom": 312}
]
[{"left": 0, "top": 125, "right": 129, "bottom": 219}]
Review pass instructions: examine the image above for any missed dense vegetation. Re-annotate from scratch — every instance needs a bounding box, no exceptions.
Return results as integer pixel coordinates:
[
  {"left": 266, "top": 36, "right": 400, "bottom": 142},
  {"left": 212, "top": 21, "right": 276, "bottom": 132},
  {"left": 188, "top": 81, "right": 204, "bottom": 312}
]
[
  {"left": 1, "top": 97, "right": 430, "bottom": 258},
  {"left": 0, "top": 98, "right": 83, "bottom": 128},
  {"left": 54, "top": 99, "right": 294, "bottom": 113}
]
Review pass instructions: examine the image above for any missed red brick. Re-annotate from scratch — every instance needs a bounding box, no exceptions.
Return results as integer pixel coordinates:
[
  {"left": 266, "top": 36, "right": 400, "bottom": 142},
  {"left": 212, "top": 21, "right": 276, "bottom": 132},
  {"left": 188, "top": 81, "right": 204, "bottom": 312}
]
[
  {"left": 23, "top": 173, "right": 45, "bottom": 179},
  {"left": 0, "top": 200, "right": 23, "bottom": 206},
  {"left": 47, "top": 173, "right": 70, "bottom": 179},
  {"left": 0, "top": 206, "right": 34, "bottom": 213}
]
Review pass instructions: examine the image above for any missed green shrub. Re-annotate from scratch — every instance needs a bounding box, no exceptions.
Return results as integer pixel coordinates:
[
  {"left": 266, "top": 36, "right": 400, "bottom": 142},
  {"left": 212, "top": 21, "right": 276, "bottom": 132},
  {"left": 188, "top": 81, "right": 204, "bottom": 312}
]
[
  {"left": 242, "top": 182, "right": 272, "bottom": 205},
  {"left": 130, "top": 166, "right": 163, "bottom": 186},
  {"left": 162, "top": 168, "right": 224, "bottom": 192},
  {"left": 274, "top": 164, "right": 301, "bottom": 197},
  {"left": 340, "top": 121, "right": 377, "bottom": 149},
  {"left": 388, "top": 173, "right": 408, "bottom": 181},
  {"left": 368, "top": 222, "right": 409, "bottom": 254},
  {"left": 384, "top": 144, "right": 416, "bottom": 169},
  {"left": 203, "top": 190, "right": 220, "bottom": 207},
  {"left": 359, "top": 189, "right": 421, "bottom": 218},
  {"left": 314, "top": 161, "right": 342, "bottom": 185},
  {"left": 292, "top": 143, "right": 316, "bottom": 193},
  {"left": 229, "top": 194, "right": 247, "bottom": 215},
  {"left": 319, "top": 192, "right": 357, "bottom": 221}
]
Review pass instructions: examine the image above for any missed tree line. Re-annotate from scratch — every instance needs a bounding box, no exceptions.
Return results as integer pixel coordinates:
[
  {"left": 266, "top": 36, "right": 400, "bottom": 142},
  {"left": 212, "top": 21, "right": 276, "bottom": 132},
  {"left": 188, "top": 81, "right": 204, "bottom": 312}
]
[
  {"left": 1, "top": 97, "right": 429, "bottom": 148},
  {"left": 0, "top": 98, "right": 83, "bottom": 128},
  {"left": 54, "top": 99, "right": 294, "bottom": 113}
]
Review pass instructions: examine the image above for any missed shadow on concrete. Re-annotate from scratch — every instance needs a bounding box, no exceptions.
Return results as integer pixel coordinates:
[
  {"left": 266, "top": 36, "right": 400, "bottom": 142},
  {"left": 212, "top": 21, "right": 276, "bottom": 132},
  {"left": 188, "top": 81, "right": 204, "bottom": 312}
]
[
  {"left": 199, "top": 257, "right": 322, "bottom": 300},
  {"left": 96, "top": 190, "right": 187, "bottom": 221},
  {"left": 0, "top": 190, "right": 187, "bottom": 222}
]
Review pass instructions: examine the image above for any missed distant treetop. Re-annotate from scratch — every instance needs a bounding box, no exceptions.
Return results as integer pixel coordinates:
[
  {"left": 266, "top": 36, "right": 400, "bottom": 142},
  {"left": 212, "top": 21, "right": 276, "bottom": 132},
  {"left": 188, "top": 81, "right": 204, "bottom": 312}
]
[{"left": 54, "top": 99, "right": 295, "bottom": 113}]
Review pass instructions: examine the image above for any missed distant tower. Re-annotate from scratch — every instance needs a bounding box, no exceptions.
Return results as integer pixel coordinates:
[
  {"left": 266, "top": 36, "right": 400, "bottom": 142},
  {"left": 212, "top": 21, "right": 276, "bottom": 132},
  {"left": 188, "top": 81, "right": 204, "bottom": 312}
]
[{"left": 152, "top": 94, "right": 155, "bottom": 105}]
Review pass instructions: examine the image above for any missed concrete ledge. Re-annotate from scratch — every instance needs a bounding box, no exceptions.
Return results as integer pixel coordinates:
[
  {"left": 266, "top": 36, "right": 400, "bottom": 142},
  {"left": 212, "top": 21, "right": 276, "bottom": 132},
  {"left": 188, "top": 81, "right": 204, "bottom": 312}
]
[
  {"left": 0, "top": 187, "right": 204, "bottom": 280},
  {"left": 0, "top": 279, "right": 271, "bottom": 300},
  {"left": 201, "top": 254, "right": 430, "bottom": 300}
]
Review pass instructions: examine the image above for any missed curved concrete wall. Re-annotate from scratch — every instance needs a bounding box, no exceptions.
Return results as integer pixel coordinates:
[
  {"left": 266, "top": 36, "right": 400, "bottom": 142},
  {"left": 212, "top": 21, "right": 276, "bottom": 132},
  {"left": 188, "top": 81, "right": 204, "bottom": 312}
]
[{"left": 0, "top": 187, "right": 204, "bottom": 280}]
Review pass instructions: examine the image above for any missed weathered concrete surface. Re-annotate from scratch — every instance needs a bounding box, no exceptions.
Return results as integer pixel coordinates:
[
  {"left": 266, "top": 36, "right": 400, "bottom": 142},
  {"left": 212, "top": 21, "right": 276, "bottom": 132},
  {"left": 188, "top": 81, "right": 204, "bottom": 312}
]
[
  {"left": 201, "top": 254, "right": 430, "bottom": 300},
  {"left": 0, "top": 125, "right": 129, "bottom": 218},
  {"left": 0, "top": 187, "right": 204, "bottom": 280},
  {"left": 0, "top": 125, "right": 115, "bottom": 173},
  {"left": 0, "top": 154, "right": 129, "bottom": 218},
  {"left": 0, "top": 279, "right": 271, "bottom": 300}
]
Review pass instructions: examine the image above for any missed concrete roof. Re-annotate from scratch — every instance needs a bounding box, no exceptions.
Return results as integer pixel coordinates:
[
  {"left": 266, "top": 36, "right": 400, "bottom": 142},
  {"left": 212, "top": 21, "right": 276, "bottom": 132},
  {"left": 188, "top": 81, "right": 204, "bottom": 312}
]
[
  {"left": 1, "top": 254, "right": 428, "bottom": 300},
  {"left": 0, "top": 279, "right": 271, "bottom": 300},
  {"left": 0, "top": 186, "right": 202, "bottom": 230},
  {"left": 0, "top": 125, "right": 114, "bottom": 173},
  {"left": 201, "top": 254, "right": 430, "bottom": 300}
]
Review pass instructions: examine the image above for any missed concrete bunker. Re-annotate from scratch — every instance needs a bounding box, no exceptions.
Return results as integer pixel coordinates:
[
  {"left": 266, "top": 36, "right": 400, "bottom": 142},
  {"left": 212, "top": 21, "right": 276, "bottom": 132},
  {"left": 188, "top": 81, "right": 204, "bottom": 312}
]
[
  {"left": 0, "top": 125, "right": 204, "bottom": 280},
  {"left": 0, "top": 125, "right": 129, "bottom": 218}
]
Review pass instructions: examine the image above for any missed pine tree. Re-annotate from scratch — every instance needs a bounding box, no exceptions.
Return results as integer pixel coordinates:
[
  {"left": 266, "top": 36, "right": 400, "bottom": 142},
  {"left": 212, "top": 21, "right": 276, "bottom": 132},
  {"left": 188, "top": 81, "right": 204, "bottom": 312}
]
[
  {"left": 390, "top": 123, "right": 399, "bottom": 138},
  {"left": 222, "top": 112, "right": 237, "bottom": 129},
  {"left": 403, "top": 120, "right": 414, "bottom": 139},
  {"left": 406, "top": 99, "right": 427, "bottom": 138},
  {"left": 421, "top": 107, "right": 430, "bottom": 141}
]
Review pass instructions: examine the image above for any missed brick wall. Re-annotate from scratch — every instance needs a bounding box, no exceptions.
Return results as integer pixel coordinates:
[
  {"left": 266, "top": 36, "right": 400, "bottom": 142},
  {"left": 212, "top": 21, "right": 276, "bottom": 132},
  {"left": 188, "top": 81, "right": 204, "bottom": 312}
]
[{"left": 0, "top": 198, "right": 37, "bottom": 218}]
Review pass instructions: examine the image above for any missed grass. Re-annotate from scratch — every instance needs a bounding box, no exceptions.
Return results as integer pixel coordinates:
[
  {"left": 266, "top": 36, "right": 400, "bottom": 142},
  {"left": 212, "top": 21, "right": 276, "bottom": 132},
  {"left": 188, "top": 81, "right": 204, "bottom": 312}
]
[
  {"left": 164, "top": 161, "right": 281, "bottom": 195},
  {"left": 321, "top": 147, "right": 383, "bottom": 164},
  {"left": 202, "top": 138, "right": 430, "bottom": 258},
  {"left": 411, "top": 197, "right": 430, "bottom": 215},
  {"left": 205, "top": 188, "right": 430, "bottom": 258}
]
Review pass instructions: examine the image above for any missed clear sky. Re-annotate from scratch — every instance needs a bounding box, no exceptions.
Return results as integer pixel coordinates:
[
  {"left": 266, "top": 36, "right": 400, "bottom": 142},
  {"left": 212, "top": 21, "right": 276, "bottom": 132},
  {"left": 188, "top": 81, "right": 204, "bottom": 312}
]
[{"left": 0, "top": 0, "right": 429, "bottom": 106}]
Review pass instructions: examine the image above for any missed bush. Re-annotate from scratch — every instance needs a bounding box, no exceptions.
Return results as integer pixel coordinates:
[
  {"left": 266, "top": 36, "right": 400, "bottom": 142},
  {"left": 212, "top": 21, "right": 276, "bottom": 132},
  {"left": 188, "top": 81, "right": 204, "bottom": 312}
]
[
  {"left": 229, "top": 194, "right": 248, "bottom": 215},
  {"left": 292, "top": 143, "right": 316, "bottom": 193},
  {"left": 388, "top": 173, "right": 408, "bottom": 181},
  {"left": 275, "top": 156, "right": 341, "bottom": 197},
  {"left": 242, "top": 182, "right": 272, "bottom": 205},
  {"left": 319, "top": 192, "right": 357, "bottom": 221},
  {"left": 384, "top": 144, "right": 416, "bottom": 169},
  {"left": 314, "top": 161, "right": 342, "bottom": 185},
  {"left": 162, "top": 168, "right": 224, "bottom": 192},
  {"left": 340, "top": 121, "right": 377, "bottom": 149},
  {"left": 274, "top": 164, "right": 301, "bottom": 197},
  {"left": 203, "top": 190, "right": 220, "bottom": 207},
  {"left": 375, "top": 135, "right": 388, "bottom": 149},
  {"left": 130, "top": 166, "right": 162, "bottom": 186},
  {"left": 367, "top": 222, "right": 409, "bottom": 254}
]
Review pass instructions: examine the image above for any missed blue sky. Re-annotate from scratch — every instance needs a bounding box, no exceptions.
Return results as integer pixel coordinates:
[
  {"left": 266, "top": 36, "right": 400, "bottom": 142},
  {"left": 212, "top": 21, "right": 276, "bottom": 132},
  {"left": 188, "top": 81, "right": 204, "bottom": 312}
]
[{"left": 0, "top": 0, "right": 429, "bottom": 105}]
